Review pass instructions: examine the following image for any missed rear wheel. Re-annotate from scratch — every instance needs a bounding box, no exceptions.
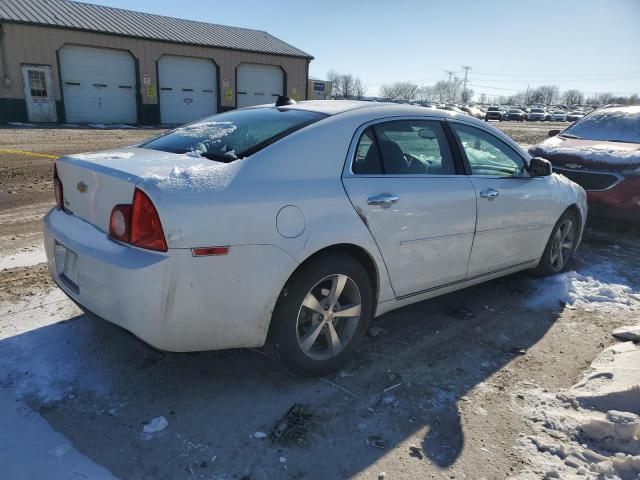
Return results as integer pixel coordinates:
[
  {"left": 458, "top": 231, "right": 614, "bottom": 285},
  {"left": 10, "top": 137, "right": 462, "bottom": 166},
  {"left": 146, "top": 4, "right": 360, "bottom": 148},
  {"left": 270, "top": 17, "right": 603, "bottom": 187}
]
[
  {"left": 533, "top": 210, "right": 579, "bottom": 276},
  {"left": 270, "top": 254, "right": 373, "bottom": 377}
]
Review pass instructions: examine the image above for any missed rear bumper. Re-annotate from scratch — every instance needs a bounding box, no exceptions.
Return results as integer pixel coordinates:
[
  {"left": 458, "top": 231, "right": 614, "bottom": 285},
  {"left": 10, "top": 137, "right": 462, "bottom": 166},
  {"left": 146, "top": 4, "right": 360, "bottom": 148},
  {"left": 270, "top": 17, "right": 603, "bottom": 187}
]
[{"left": 43, "top": 208, "right": 297, "bottom": 351}]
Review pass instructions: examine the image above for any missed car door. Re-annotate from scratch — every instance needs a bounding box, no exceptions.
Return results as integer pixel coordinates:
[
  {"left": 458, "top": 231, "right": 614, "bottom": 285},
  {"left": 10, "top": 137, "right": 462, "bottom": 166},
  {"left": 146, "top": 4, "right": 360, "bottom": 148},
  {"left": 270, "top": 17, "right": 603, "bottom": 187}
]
[
  {"left": 342, "top": 119, "right": 477, "bottom": 298},
  {"left": 448, "top": 121, "right": 552, "bottom": 277}
]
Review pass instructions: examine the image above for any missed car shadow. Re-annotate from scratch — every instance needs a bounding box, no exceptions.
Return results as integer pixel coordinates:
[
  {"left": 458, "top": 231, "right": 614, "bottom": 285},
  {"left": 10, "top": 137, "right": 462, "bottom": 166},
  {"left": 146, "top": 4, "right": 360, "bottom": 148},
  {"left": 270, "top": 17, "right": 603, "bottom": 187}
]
[{"left": 0, "top": 263, "right": 570, "bottom": 479}]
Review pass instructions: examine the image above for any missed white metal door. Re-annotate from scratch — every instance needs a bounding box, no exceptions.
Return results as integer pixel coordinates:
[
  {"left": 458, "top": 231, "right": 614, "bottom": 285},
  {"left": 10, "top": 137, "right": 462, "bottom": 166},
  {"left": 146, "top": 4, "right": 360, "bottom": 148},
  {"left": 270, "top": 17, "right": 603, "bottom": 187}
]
[
  {"left": 236, "top": 64, "right": 283, "bottom": 108},
  {"left": 158, "top": 56, "right": 217, "bottom": 124},
  {"left": 342, "top": 120, "right": 477, "bottom": 298},
  {"left": 21, "top": 65, "right": 57, "bottom": 122},
  {"left": 59, "top": 45, "right": 136, "bottom": 124},
  {"left": 449, "top": 121, "right": 552, "bottom": 276}
]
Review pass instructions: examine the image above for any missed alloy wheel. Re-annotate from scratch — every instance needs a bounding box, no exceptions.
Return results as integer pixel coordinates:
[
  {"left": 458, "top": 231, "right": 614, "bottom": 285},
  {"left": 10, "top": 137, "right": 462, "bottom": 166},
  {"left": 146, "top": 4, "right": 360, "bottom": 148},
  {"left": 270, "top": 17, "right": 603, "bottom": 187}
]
[
  {"left": 550, "top": 219, "right": 575, "bottom": 271},
  {"left": 296, "top": 274, "right": 362, "bottom": 361}
]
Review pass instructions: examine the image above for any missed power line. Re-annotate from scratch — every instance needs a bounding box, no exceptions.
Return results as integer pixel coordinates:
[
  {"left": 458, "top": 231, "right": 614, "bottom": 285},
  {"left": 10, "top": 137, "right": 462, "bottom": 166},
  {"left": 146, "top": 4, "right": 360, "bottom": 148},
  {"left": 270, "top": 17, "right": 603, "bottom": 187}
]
[{"left": 473, "top": 70, "right": 640, "bottom": 78}]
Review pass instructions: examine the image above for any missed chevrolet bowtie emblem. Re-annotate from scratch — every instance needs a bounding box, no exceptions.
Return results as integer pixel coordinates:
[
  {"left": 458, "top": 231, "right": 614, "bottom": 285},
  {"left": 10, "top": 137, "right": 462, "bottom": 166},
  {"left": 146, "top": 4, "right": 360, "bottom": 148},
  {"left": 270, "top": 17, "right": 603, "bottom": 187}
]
[{"left": 77, "top": 181, "right": 88, "bottom": 193}]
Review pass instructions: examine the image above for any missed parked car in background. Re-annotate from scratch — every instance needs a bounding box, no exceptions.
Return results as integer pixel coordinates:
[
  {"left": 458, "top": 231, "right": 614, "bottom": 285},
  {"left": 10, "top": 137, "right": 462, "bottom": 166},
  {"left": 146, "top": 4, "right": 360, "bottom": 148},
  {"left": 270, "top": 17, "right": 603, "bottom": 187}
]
[
  {"left": 552, "top": 110, "right": 568, "bottom": 122},
  {"left": 529, "top": 106, "right": 640, "bottom": 223},
  {"left": 485, "top": 106, "right": 506, "bottom": 121},
  {"left": 44, "top": 99, "right": 587, "bottom": 376},
  {"left": 506, "top": 109, "right": 526, "bottom": 121},
  {"left": 567, "top": 111, "right": 586, "bottom": 122},
  {"left": 528, "top": 107, "right": 547, "bottom": 121}
]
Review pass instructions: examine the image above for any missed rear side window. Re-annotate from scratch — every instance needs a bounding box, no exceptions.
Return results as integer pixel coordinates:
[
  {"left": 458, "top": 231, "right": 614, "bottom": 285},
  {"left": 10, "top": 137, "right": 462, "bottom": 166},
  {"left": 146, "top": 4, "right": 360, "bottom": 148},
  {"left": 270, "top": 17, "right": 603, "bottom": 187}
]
[
  {"left": 353, "top": 128, "right": 383, "bottom": 174},
  {"left": 352, "top": 120, "right": 454, "bottom": 175},
  {"left": 142, "top": 108, "right": 326, "bottom": 162}
]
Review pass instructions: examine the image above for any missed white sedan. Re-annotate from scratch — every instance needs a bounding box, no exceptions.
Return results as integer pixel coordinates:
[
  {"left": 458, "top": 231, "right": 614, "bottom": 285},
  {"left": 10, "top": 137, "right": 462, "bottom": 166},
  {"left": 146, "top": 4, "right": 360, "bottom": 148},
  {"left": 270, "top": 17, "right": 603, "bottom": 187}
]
[{"left": 44, "top": 99, "right": 587, "bottom": 376}]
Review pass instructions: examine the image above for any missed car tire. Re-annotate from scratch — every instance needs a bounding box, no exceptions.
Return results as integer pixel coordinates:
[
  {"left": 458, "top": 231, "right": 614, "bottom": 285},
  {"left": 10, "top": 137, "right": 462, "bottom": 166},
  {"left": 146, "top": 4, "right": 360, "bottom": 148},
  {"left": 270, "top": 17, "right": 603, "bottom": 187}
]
[
  {"left": 532, "top": 210, "right": 579, "bottom": 277},
  {"left": 270, "top": 253, "right": 374, "bottom": 377}
]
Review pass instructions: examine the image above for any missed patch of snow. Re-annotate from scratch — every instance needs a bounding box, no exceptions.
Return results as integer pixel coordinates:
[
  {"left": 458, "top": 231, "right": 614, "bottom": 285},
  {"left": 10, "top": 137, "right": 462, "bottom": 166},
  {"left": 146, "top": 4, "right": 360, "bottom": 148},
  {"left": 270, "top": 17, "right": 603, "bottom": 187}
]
[
  {"left": 526, "top": 261, "right": 640, "bottom": 313},
  {"left": 8, "top": 122, "right": 35, "bottom": 127},
  {"left": 612, "top": 325, "right": 640, "bottom": 343},
  {"left": 511, "top": 337, "right": 640, "bottom": 480},
  {"left": 0, "top": 244, "right": 46, "bottom": 271},
  {"left": 539, "top": 140, "right": 640, "bottom": 166},
  {"left": 143, "top": 416, "right": 168, "bottom": 435},
  {"left": 73, "top": 151, "right": 135, "bottom": 161},
  {"left": 143, "top": 159, "right": 244, "bottom": 193},
  {"left": 0, "top": 390, "right": 118, "bottom": 479},
  {"left": 171, "top": 121, "right": 236, "bottom": 140},
  {"left": 0, "top": 287, "right": 110, "bottom": 403},
  {"left": 253, "top": 431, "right": 267, "bottom": 439}
]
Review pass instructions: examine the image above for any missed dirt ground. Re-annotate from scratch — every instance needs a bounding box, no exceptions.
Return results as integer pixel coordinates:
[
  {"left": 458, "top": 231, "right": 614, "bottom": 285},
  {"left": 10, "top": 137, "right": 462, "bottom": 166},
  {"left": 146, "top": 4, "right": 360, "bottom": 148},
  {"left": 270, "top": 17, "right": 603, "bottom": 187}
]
[{"left": 0, "top": 122, "right": 637, "bottom": 480}]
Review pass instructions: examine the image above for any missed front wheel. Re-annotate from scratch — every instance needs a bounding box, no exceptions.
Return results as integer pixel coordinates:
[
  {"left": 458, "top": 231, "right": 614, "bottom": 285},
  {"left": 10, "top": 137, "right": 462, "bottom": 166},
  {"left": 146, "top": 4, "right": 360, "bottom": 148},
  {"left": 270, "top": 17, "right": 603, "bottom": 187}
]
[
  {"left": 533, "top": 210, "right": 579, "bottom": 276},
  {"left": 270, "top": 254, "right": 373, "bottom": 377}
]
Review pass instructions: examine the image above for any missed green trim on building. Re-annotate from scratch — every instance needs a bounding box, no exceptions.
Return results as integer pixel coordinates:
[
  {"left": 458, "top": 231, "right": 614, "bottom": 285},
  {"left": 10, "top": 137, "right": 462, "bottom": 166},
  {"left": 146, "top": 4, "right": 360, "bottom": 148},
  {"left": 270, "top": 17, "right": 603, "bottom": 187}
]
[{"left": 0, "top": 98, "right": 28, "bottom": 123}]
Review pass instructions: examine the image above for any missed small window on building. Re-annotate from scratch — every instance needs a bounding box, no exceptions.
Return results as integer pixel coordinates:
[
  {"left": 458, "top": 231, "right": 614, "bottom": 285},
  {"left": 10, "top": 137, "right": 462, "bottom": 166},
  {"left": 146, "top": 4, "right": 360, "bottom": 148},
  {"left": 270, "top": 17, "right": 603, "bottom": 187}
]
[{"left": 28, "top": 70, "right": 48, "bottom": 98}]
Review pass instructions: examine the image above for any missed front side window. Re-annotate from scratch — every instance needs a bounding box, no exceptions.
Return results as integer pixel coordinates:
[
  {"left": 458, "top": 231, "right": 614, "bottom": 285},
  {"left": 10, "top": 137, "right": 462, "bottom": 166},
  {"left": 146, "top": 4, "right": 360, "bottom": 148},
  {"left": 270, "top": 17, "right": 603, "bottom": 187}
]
[
  {"left": 143, "top": 108, "right": 326, "bottom": 162},
  {"left": 451, "top": 123, "right": 526, "bottom": 177}
]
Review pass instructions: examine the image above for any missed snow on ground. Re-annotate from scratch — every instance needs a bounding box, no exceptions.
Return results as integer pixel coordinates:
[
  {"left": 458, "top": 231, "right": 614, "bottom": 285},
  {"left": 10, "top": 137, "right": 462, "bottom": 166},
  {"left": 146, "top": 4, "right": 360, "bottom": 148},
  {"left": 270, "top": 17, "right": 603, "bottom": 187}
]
[
  {"left": 511, "top": 334, "right": 640, "bottom": 480},
  {"left": 0, "top": 244, "right": 46, "bottom": 271},
  {"left": 0, "top": 389, "right": 118, "bottom": 480},
  {"left": 526, "top": 258, "right": 640, "bottom": 313},
  {"left": 0, "top": 287, "right": 113, "bottom": 403}
]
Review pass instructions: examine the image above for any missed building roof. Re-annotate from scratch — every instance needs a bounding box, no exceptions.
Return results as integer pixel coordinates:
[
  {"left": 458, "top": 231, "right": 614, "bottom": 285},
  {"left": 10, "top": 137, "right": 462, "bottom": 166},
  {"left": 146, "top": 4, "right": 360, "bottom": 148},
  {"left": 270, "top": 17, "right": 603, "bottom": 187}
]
[{"left": 0, "top": 0, "right": 312, "bottom": 59}]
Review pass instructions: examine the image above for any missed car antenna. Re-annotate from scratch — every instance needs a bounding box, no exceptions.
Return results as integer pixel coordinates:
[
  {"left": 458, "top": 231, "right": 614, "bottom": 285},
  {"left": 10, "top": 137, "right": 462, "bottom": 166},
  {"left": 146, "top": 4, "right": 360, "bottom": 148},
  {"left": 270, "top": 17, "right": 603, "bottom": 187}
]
[{"left": 275, "top": 95, "right": 296, "bottom": 107}]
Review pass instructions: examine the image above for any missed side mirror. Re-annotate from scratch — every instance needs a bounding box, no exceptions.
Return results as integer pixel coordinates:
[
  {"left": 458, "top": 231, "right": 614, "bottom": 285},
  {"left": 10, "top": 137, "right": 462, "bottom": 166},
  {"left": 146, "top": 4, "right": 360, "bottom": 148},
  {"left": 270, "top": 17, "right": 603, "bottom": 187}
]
[
  {"left": 528, "top": 157, "right": 552, "bottom": 177},
  {"left": 548, "top": 129, "right": 561, "bottom": 137}
]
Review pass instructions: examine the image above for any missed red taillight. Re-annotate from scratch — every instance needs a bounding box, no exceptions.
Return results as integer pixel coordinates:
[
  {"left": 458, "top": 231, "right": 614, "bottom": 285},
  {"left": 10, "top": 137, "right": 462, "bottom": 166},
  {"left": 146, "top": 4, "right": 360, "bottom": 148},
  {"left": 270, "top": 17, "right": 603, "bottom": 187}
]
[
  {"left": 131, "top": 189, "right": 167, "bottom": 252},
  {"left": 108, "top": 188, "right": 167, "bottom": 252},
  {"left": 53, "top": 164, "right": 63, "bottom": 210}
]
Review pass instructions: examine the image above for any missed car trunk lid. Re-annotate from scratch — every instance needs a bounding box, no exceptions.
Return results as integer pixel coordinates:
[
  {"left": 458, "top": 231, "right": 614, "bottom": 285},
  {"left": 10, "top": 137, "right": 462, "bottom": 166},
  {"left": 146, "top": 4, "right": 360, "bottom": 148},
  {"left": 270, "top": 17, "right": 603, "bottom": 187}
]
[{"left": 55, "top": 147, "right": 206, "bottom": 233}]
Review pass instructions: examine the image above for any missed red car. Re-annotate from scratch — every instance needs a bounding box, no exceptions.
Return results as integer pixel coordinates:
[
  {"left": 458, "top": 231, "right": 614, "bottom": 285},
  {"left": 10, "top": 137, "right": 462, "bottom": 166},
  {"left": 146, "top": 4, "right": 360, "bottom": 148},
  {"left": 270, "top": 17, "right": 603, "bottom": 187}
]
[{"left": 529, "top": 106, "right": 640, "bottom": 223}]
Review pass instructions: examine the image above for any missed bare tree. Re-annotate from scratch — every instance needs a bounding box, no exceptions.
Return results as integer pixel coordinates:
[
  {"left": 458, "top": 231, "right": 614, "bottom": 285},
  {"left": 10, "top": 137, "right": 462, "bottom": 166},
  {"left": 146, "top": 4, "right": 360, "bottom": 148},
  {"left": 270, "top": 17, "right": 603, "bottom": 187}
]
[
  {"left": 327, "top": 70, "right": 365, "bottom": 99},
  {"left": 597, "top": 92, "right": 613, "bottom": 105},
  {"left": 538, "top": 85, "right": 560, "bottom": 105},
  {"left": 478, "top": 93, "right": 487, "bottom": 104},
  {"left": 563, "top": 89, "right": 584, "bottom": 105},
  {"left": 461, "top": 88, "right": 474, "bottom": 103},
  {"left": 432, "top": 80, "right": 449, "bottom": 103},
  {"left": 416, "top": 85, "right": 435, "bottom": 103},
  {"left": 448, "top": 76, "right": 464, "bottom": 103},
  {"left": 380, "top": 81, "right": 419, "bottom": 102},
  {"left": 353, "top": 78, "right": 366, "bottom": 99}
]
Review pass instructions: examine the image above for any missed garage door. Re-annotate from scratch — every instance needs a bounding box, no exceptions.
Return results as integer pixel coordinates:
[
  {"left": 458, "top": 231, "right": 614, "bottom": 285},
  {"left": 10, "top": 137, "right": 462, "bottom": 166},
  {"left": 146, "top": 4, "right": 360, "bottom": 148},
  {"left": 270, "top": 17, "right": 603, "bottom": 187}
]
[
  {"left": 236, "top": 64, "right": 284, "bottom": 108},
  {"left": 158, "top": 56, "right": 217, "bottom": 124},
  {"left": 59, "top": 45, "right": 136, "bottom": 124}
]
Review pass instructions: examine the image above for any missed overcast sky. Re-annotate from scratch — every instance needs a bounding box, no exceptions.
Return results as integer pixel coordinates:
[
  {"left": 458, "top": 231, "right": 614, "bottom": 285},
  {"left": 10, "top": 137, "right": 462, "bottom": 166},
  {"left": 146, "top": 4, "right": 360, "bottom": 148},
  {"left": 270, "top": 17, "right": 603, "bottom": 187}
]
[{"left": 88, "top": 0, "right": 640, "bottom": 98}]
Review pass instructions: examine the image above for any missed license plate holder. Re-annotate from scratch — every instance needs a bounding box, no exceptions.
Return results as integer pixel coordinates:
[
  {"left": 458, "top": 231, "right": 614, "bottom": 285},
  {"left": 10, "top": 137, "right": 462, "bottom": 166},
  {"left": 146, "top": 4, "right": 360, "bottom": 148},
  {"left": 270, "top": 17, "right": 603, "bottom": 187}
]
[{"left": 54, "top": 241, "right": 79, "bottom": 292}]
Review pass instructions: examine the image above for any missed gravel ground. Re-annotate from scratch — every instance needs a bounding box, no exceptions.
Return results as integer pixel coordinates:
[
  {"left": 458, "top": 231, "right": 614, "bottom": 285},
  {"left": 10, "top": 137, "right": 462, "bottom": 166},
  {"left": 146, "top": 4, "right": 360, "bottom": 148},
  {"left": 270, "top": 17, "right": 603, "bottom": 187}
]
[{"left": 0, "top": 123, "right": 637, "bottom": 480}]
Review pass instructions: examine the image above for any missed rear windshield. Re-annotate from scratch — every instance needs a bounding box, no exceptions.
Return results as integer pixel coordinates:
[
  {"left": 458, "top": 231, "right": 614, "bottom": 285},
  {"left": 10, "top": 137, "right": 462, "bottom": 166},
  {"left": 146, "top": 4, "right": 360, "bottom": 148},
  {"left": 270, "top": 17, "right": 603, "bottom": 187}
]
[
  {"left": 488, "top": 107, "right": 500, "bottom": 111},
  {"left": 531, "top": 108, "right": 544, "bottom": 113},
  {"left": 142, "top": 108, "right": 327, "bottom": 162},
  {"left": 562, "top": 107, "right": 640, "bottom": 144}
]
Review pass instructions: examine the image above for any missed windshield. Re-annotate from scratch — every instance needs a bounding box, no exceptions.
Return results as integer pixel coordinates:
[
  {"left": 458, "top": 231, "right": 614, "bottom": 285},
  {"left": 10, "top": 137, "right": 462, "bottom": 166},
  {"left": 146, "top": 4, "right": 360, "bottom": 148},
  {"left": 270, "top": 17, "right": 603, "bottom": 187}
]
[
  {"left": 531, "top": 108, "right": 544, "bottom": 113},
  {"left": 142, "top": 108, "right": 327, "bottom": 161},
  {"left": 562, "top": 107, "right": 640, "bottom": 143}
]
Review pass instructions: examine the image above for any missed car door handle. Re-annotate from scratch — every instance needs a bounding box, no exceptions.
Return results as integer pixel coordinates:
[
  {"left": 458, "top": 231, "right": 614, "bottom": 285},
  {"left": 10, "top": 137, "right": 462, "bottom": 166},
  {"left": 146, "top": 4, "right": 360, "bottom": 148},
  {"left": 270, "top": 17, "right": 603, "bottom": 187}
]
[
  {"left": 367, "top": 193, "right": 399, "bottom": 208},
  {"left": 479, "top": 188, "right": 500, "bottom": 201}
]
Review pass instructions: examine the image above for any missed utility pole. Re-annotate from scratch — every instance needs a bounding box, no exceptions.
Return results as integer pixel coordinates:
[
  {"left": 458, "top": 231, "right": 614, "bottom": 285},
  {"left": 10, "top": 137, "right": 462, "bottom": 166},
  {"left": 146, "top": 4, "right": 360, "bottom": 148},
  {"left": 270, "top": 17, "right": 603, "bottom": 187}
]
[
  {"left": 461, "top": 65, "right": 471, "bottom": 102},
  {"left": 445, "top": 70, "right": 455, "bottom": 102}
]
